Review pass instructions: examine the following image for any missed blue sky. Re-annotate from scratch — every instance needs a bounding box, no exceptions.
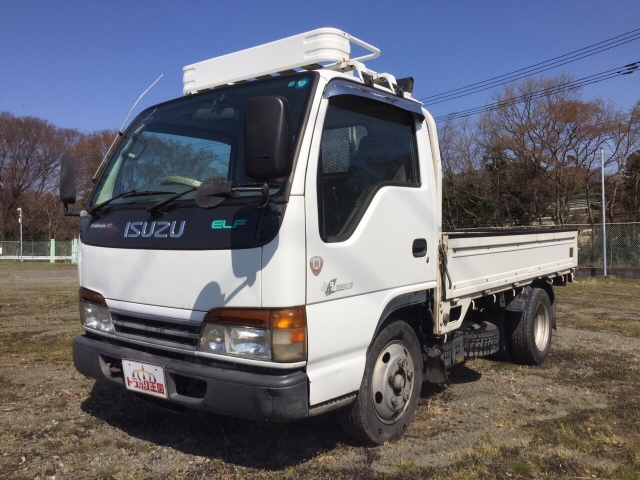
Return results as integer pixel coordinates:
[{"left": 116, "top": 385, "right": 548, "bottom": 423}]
[{"left": 1, "top": 1, "right": 639, "bottom": 133}]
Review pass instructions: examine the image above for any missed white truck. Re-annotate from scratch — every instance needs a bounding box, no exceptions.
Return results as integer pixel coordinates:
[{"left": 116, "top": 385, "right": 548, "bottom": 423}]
[{"left": 59, "top": 28, "right": 577, "bottom": 444}]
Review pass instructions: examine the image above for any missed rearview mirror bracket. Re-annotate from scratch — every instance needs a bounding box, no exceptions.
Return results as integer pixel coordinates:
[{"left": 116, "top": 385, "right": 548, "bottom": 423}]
[{"left": 63, "top": 204, "right": 81, "bottom": 217}]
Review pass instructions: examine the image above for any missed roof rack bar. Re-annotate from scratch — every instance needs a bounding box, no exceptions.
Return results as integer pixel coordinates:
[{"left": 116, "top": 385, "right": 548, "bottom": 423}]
[
  {"left": 182, "top": 28, "right": 381, "bottom": 95},
  {"left": 345, "top": 34, "right": 380, "bottom": 63}
]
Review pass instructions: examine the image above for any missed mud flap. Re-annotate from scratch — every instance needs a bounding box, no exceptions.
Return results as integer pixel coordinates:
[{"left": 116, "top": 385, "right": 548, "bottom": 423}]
[{"left": 423, "top": 346, "right": 449, "bottom": 384}]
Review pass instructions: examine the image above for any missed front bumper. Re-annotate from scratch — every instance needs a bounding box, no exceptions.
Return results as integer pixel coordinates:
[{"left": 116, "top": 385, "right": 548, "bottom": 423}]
[{"left": 73, "top": 335, "right": 309, "bottom": 421}]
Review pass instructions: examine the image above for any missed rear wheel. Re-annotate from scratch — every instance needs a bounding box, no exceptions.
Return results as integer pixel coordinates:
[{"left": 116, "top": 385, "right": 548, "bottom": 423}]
[
  {"left": 338, "top": 320, "right": 423, "bottom": 444},
  {"left": 511, "top": 288, "right": 553, "bottom": 365}
]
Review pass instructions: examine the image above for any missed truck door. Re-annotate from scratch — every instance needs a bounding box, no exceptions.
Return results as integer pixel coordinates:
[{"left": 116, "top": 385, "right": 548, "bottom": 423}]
[{"left": 303, "top": 82, "right": 439, "bottom": 406}]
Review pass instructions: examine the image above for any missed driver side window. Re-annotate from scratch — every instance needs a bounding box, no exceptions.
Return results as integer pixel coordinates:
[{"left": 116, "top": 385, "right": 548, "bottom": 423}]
[{"left": 318, "top": 95, "right": 419, "bottom": 241}]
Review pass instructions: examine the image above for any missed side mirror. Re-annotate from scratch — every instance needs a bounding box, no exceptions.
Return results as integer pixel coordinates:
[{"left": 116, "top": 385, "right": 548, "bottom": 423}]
[
  {"left": 59, "top": 154, "right": 79, "bottom": 216},
  {"left": 243, "top": 96, "right": 292, "bottom": 182}
]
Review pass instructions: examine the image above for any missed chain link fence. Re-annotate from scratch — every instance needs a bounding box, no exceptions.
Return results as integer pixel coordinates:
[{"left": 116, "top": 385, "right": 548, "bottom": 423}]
[
  {"left": 0, "top": 240, "right": 77, "bottom": 262},
  {"left": 569, "top": 223, "right": 640, "bottom": 268}
]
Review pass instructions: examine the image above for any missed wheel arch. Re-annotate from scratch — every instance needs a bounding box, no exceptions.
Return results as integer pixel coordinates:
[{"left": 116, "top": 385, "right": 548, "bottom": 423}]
[
  {"left": 370, "top": 289, "right": 434, "bottom": 353},
  {"left": 531, "top": 279, "right": 555, "bottom": 307},
  {"left": 506, "top": 280, "right": 556, "bottom": 329}
]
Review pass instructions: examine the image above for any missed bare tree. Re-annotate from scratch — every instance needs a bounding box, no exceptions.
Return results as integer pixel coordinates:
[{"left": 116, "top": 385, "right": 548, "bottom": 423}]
[
  {"left": 478, "top": 75, "right": 622, "bottom": 225},
  {"left": 0, "top": 112, "right": 80, "bottom": 240},
  {"left": 606, "top": 101, "right": 640, "bottom": 221},
  {"left": 72, "top": 129, "right": 117, "bottom": 207},
  {"left": 440, "top": 118, "right": 489, "bottom": 228}
]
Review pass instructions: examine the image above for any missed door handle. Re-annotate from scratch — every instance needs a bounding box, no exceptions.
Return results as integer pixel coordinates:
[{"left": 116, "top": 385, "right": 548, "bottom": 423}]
[{"left": 412, "top": 238, "right": 427, "bottom": 257}]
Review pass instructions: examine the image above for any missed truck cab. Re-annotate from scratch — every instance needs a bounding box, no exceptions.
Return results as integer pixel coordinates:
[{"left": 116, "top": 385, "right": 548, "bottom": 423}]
[{"left": 61, "top": 28, "right": 577, "bottom": 444}]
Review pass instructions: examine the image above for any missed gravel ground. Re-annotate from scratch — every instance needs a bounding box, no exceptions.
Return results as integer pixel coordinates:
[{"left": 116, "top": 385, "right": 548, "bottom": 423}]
[{"left": 1, "top": 263, "right": 639, "bottom": 479}]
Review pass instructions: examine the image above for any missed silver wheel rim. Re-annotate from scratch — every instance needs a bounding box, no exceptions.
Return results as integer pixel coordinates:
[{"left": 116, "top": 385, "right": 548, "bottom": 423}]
[
  {"left": 533, "top": 302, "right": 550, "bottom": 351},
  {"left": 371, "top": 341, "right": 415, "bottom": 424}
]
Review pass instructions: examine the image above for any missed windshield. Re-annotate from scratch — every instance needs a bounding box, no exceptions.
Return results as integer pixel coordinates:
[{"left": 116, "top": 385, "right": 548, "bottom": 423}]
[{"left": 91, "top": 74, "right": 315, "bottom": 207}]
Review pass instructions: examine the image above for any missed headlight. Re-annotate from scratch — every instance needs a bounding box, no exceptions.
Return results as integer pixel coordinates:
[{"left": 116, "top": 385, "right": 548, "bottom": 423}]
[
  {"left": 198, "top": 308, "right": 306, "bottom": 363},
  {"left": 79, "top": 288, "right": 114, "bottom": 334},
  {"left": 200, "top": 324, "right": 271, "bottom": 360}
]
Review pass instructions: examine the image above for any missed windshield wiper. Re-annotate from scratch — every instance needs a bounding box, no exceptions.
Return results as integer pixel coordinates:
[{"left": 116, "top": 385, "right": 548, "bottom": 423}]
[
  {"left": 88, "top": 190, "right": 178, "bottom": 215},
  {"left": 147, "top": 186, "right": 198, "bottom": 214},
  {"left": 194, "top": 178, "right": 277, "bottom": 209}
]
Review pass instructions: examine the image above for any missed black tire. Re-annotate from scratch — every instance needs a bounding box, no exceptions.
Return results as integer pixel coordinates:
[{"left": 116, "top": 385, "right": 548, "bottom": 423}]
[
  {"left": 337, "top": 320, "right": 423, "bottom": 444},
  {"left": 462, "top": 321, "right": 499, "bottom": 358},
  {"left": 511, "top": 288, "right": 553, "bottom": 365}
]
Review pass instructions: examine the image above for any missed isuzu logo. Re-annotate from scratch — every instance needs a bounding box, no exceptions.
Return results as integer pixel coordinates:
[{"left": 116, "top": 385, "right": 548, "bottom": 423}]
[{"left": 123, "top": 221, "right": 185, "bottom": 238}]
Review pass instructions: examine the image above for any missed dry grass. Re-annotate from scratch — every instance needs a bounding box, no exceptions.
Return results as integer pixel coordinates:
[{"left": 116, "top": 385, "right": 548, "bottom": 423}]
[
  {"left": 556, "top": 276, "right": 640, "bottom": 337},
  {"left": 1, "top": 264, "right": 639, "bottom": 479}
]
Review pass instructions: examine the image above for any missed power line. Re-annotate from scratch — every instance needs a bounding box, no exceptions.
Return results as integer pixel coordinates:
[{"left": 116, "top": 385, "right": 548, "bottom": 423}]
[
  {"left": 419, "top": 27, "right": 640, "bottom": 104},
  {"left": 423, "top": 34, "right": 640, "bottom": 106},
  {"left": 435, "top": 68, "right": 632, "bottom": 122},
  {"left": 434, "top": 61, "right": 639, "bottom": 122},
  {"left": 420, "top": 26, "right": 640, "bottom": 102}
]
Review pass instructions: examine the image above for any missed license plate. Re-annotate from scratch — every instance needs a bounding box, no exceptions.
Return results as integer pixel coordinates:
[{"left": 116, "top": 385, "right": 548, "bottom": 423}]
[{"left": 122, "top": 359, "right": 168, "bottom": 399}]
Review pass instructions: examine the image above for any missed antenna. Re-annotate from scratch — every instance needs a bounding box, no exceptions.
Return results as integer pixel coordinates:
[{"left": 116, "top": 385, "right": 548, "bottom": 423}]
[{"left": 92, "top": 73, "right": 164, "bottom": 182}]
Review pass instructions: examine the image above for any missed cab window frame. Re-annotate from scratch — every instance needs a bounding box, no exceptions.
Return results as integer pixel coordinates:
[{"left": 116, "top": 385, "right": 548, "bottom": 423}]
[{"left": 317, "top": 88, "right": 422, "bottom": 243}]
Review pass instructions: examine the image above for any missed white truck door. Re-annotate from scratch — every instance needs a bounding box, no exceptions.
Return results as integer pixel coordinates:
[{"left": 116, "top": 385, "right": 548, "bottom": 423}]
[{"left": 303, "top": 86, "right": 438, "bottom": 405}]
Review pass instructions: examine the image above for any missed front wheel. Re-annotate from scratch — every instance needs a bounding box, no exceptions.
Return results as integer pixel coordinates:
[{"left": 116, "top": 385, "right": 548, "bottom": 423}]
[
  {"left": 511, "top": 288, "right": 553, "bottom": 365},
  {"left": 338, "top": 320, "right": 423, "bottom": 444}
]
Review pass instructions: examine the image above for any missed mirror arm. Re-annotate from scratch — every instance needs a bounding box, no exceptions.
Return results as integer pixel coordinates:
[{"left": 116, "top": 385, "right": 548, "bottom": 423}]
[
  {"left": 256, "top": 182, "right": 270, "bottom": 208},
  {"left": 196, "top": 179, "right": 273, "bottom": 210},
  {"left": 231, "top": 182, "right": 271, "bottom": 209},
  {"left": 62, "top": 204, "right": 81, "bottom": 217}
]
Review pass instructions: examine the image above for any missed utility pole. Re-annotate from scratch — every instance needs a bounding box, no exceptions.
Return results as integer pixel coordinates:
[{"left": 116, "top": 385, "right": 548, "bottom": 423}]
[
  {"left": 17, "top": 207, "right": 23, "bottom": 262},
  {"left": 601, "top": 147, "right": 607, "bottom": 276}
]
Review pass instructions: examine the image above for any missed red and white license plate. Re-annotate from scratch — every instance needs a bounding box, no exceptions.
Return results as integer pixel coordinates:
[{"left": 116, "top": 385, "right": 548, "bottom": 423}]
[{"left": 122, "top": 359, "right": 168, "bottom": 399}]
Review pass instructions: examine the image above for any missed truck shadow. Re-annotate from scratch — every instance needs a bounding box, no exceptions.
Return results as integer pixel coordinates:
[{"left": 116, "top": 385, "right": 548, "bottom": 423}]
[
  {"left": 447, "top": 364, "right": 483, "bottom": 384},
  {"left": 80, "top": 364, "right": 482, "bottom": 469},
  {"left": 81, "top": 381, "right": 349, "bottom": 470},
  {"left": 420, "top": 364, "right": 483, "bottom": 397}
]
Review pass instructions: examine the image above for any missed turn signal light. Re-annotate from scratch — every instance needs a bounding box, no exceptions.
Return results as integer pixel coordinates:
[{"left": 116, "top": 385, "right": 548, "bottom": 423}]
[
  {"left": 79, "top": 287, "right": 107, "bottom": 307},
  {"left": 203, "top": 308, "right": 270, "bottom": 327},
  {"left": 271, "top": 308, "right": 305, "bottom": 329},
  {"left": 271, "top": 308, "right": 306, "bottom": 362}
]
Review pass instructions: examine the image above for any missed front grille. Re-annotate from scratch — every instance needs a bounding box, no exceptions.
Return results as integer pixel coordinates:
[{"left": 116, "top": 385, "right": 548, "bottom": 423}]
[{"left": 110, "top": 310, "right": 201, "bottom": 351}]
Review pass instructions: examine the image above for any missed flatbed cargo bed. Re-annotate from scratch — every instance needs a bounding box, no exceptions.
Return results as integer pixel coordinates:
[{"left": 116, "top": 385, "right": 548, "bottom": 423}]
[{"left": 442, "top": 229, "right": 578, "bottom": 300}]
